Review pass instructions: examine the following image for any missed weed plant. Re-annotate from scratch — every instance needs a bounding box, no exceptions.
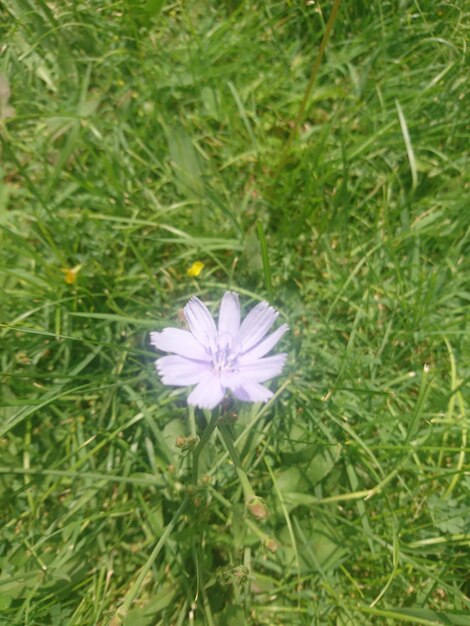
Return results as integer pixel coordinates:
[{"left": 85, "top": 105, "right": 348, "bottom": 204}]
[{"left": 0, "top": 1, "right": 469, "bottom": 624}]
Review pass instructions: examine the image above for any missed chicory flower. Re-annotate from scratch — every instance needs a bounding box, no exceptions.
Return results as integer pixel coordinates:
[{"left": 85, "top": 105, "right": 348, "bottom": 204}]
[{"left": 151, "top": 292, "right": 288, "bottom": 409}]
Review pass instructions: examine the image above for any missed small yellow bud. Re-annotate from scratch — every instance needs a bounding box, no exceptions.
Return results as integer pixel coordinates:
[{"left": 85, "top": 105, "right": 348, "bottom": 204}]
[
  {"left": 61, "top": 265, "right": 82, "bottom": 285},
  {"left": 187, "top": 261, "right": 205, "bottom": 277}
]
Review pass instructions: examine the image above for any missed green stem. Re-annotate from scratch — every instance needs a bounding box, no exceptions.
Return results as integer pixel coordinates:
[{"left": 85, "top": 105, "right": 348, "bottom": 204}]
[
  {"left": 256, "top": 220, "right": 273, "bottom": 301},
  {"left": 218, "top": 423, "right": 257, "bottom": 507},
  {"left": 275, "top": 0, "right": 342, "bottom": 175},
  {"left": 188, "top": 404, "right": 197, "bottom": 439},
  {"left": 192, "top": 410, "right": 219, "bottom": 486},
  {"left": 190, "top": 410, "right": 220, "bottom": 624},
  {"left": 111, "top": 409, "right": 220, "bottom": 624}
]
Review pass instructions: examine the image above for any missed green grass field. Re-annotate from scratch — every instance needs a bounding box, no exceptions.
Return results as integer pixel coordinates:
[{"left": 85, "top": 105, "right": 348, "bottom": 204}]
[{"left": 1, "top": 1, "right": 469, "bottom": 624}]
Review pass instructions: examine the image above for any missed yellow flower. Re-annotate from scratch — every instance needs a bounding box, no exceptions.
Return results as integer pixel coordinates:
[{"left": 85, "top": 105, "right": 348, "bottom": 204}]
[
  {"left": 61, "top": 264, "right": 82, "bottom": 285},
  {"left": 187, "top": 261, "right": 204, "bottom": 277}
]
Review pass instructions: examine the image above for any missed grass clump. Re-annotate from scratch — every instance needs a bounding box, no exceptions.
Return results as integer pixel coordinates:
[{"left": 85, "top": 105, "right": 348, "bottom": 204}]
[{"left": 1, "top": 1, "right": 469, "bottom": 624}]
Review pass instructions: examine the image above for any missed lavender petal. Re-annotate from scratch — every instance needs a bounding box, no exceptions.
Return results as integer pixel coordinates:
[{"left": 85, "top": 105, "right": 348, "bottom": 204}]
[
  {"left": 233, "top": 382, "right": 273, "bottom": 403},
  {"left": 150, "top": 328, "right": 210, "bottom": 361},
  {"left": 240, "top": 323, "right": 288, "bottom": 361},
  {"left": 238, "top": 301, "right": 278, "bottom": 351},
  {"left": 187, "top": 371, "right": 225, "bottom": 409},
  {"left": 239, "top": 353, "right": 287, "bottom": 383},
  {"left": 156, "top": 355, "right": 208, "bottom": 386},
  {"left": 184, "top": 297, "right": 218, "bottom": 349},
  {"left": 218, "top": 291, "right": 240, "bottom": 337},
  {"left": 219, "top": 370, "right": 244, "bottom": 390}
]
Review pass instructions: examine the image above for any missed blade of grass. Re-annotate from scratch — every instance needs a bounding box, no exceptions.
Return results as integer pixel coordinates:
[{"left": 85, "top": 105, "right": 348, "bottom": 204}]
[{"left": 256, "top": 220, "right": 273, "bottom": 301}]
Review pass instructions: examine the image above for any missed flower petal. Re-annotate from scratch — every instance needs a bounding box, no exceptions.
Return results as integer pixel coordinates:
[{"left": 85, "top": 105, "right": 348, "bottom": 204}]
[
  {"left": 219, "top": 370, "right": 244, "bottom": 390},
  {"left": 187, "top": 371, "right": 225, "bottom": 409},
  {"left": 239, "top": 353, "right": 287, "bottom": 383},
  {"left": 184, "top": 297, "right": 218, "bottom": 349},
  {"left": 238, "top": 301, "right": 278, "bottom": 351},
  {"left": 218, "top": 291, "right": 240, "bottom": 338},
  {"left": 156, "top": 355, "right": 208, "bottom": 386},
  {"left": 150, "top": 328, "right": 210, "bottom": 361},
  {"left": 240, "top": 323, "right": 288, "bottom": 361},
  {"left": 233, "top": 382, "right": 273, "bottom": 403}
]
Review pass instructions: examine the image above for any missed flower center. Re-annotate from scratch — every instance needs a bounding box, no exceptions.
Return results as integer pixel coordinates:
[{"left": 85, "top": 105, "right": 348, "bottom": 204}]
[{"left": 208, "top": 333, "right": 239, "bottom": 374}]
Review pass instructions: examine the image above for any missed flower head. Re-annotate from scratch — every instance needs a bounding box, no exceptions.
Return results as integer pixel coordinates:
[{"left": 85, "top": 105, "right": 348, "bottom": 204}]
[
  {"left": 150, "top": 292, "right": 288, "bottom": 409},
  {"left": 187, "top": 261, "right": 205, "bottom": 277},
  {"left": 61, "top": 264, "right": 82, "bottom": 285}
]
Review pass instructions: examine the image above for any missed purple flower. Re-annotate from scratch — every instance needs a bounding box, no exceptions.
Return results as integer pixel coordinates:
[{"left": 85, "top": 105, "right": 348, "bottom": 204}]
[{"left": 150, "top": 292, "right": 288, "bottom": 410}]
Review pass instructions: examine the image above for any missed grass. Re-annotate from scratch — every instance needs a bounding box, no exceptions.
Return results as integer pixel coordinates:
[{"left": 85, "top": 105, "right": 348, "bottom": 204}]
[{"left": 1, "top": 0, "right": 469, "bottom": 624}]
